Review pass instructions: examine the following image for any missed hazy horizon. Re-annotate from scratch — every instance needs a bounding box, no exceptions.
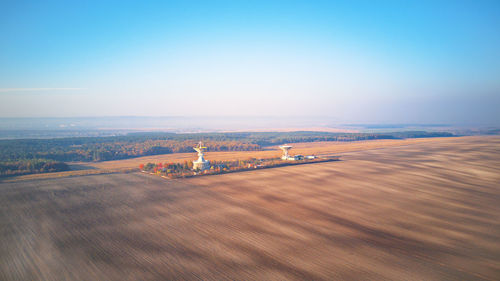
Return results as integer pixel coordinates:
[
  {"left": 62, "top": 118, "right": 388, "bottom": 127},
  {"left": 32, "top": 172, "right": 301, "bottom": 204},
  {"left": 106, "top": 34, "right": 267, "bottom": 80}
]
[
  {"left": 0, "top": 116, "right": 492, "bottom": 139},
  {"left": 1, "top": 0, "right": 499, "bottom": 124}
]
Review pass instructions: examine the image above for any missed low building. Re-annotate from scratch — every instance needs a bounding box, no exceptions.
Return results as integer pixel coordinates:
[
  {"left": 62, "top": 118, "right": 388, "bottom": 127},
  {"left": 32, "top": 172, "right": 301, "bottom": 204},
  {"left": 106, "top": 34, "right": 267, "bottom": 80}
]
[{"left": 283, "top": 155, "right": 303, "bottom": 161}]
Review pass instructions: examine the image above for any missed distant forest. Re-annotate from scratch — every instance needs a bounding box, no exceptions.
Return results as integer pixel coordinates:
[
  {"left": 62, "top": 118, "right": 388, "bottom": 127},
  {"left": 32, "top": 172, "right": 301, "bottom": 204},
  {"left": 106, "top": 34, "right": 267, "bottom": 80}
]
[
  {"left": 0, "top": 159, "right": 70, "bottom": 177},
  {"left": 0, "top": 131, "right": 453, "bottom": 177}
]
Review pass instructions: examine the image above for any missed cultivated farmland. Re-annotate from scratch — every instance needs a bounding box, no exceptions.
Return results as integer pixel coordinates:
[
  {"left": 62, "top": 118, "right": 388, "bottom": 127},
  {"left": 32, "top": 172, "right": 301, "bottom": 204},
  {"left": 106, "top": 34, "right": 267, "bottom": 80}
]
[{"left": 1, "top": 136, "right": 499, "bottom": 280}]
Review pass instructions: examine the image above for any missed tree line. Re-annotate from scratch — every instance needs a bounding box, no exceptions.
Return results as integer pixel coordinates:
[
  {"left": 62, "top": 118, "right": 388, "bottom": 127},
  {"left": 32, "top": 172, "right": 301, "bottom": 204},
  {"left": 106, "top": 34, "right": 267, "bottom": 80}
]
[
  {"left": 0, "top": 131, "right": 453, "bottom": 165},
  {"left": 0, "top": 159, "right": 69, "bottom": 177}
]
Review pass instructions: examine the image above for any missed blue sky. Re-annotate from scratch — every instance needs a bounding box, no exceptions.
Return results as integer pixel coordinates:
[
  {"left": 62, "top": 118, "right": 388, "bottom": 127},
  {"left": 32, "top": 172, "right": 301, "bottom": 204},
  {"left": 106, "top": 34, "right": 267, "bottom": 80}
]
[{"left": 0, "top": 0, "right": 499, "bottom": 124}]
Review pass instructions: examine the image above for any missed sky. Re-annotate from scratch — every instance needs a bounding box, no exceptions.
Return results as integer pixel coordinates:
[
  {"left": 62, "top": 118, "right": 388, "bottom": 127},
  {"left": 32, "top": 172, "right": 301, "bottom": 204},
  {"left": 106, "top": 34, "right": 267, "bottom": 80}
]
[{"left": 0, "top": 0, "right": 499, "bottom": 125}]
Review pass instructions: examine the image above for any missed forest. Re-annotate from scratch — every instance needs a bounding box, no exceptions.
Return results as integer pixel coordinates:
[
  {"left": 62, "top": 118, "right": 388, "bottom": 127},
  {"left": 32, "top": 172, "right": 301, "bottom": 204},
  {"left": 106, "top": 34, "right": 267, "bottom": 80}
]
[{"left": 0, "top": 131, "right": 453, "bottom": 176}]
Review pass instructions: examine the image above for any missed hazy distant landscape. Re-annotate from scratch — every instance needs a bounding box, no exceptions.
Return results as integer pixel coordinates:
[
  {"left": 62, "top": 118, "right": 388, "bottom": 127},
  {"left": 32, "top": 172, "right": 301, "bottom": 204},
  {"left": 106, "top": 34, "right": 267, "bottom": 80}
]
[{"left": 2, "top": 116, "right": 488, "bottom": 139}]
